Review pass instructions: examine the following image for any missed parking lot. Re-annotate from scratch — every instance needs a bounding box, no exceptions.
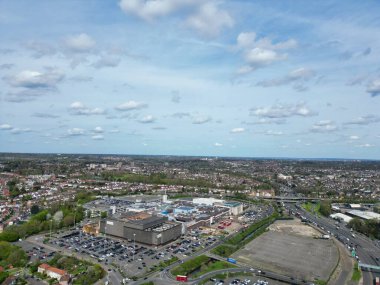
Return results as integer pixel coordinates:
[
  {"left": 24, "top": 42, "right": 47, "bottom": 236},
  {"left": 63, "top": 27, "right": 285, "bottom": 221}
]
[
  {"left": 203, "top": 274, "right": 288, "bottom": 285},
  {"left": 232, "top": 220, "right": 339, "bottom": 281},
  {"left": 45, "top": 228, "right": 220, "bottom": 277}
]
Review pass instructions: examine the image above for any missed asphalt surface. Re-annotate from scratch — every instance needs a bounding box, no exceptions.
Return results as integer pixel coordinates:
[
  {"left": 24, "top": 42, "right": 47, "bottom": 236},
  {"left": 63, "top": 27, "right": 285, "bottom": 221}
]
[{"left": 287, "top": 203, "right": 380, "bottom": 284}]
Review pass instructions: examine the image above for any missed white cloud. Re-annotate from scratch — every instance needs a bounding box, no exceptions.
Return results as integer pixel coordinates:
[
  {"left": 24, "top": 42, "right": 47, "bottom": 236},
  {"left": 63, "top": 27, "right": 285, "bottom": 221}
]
[
  {"left": 65, "top": 33, "right": 96, "bottom": 52},
  {"left": 250, "top": 103, "right": 317, "bottom": 118},
  {"left": 0, "top": 124, "right": 12, "bottom": 130},
  {"left": 94, "top": 126, "right": 104, "bottom": 133},
  {"left": 192, "top": 116, "right": 211, "bottom": 124},
  {"left": 237, "top": 32, "right": 256, "bottom": 49},
  {"left": 10, "top": 128, "right": 32, "bottom": 134},
  {"left": 119, "top": 0, "right": 197, "bottom": 21},
  {"left": 230, "top": 127, "right": 245, "bottom": 133},
  {"left": 345, "top": 115, "right": 380, "bottom": 125},
  {"left": 257, "top": 67, "right": 316, "bottom": 88},
  {"left": 186, "top": 3, "right": 233, "bottom": 37},
  {"left": 367, "top": 78, "right": 380, "bottom": 97},
  {"left": 92, "top": 134, "right": 104, "bottom": 140},
  {"left": 349, "top": 135, "right": 360, "bottom": 140},
  {"left": 236, "top": 32, "right": 297, "bottom": 73},
  {"left": 115, "top": 101, "right": 148, "bottom": 111},
  {"left": 69, "top": 101, "right": 105, "bottom": 116},
  {"left": 67, "top": 128, "right": 85, "bottom": 136},
  {"left": 310, "top": 120, "right": 338, "bottom": 133},
  {"left": 356, "top": 143, "right": 375, "bottom": 148},
  {"left": 139, "top": 115, "right": 155, "bottom": 123},
  {"left": 214, "top": 142, "right": 223, "bottom": 147},
  {"left": 245, "top": 48, "right": 285, "bottom": 67},
  {"left": 6, "top": 69, "right": 64, "bottom": 89},
  {"left": 264, "top": 130, "right": 283, "bottom": 136}
]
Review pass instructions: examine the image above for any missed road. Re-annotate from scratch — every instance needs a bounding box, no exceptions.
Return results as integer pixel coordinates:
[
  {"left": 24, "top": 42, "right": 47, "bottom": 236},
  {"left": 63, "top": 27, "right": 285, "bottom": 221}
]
[{"left": 287, "top": 203, "right": 380, "bottom": 284}]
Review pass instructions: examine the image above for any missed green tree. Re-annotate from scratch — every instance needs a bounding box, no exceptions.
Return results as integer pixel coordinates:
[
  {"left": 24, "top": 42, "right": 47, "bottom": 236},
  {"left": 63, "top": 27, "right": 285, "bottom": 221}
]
[
  {"left": 31, "top": 205, "right": 40, "bottom": 215},
  {"left": 319, "top": 201, "right": 332, "bottom": 217}
]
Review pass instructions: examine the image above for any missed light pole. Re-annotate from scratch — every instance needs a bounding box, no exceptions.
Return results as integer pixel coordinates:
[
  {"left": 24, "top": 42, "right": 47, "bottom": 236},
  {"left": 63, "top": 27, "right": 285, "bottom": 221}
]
[
  {"left": 133, "top": 233, "right": 136, "bottom": 261},
  {"left": 49, "top": 219, "right": 53, "bottom": 239}
]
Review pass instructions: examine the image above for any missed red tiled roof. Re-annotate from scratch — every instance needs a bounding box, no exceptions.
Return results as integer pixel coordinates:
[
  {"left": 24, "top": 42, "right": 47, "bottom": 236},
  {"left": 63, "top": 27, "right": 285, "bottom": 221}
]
[{"left": 38, "top": 263, "right": 67, "bottom": 276}]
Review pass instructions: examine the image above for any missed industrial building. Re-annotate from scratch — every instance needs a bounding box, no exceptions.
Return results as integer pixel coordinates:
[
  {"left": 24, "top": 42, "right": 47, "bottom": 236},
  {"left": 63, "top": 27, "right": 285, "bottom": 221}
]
[{"left": 99, "top": 211, "right": 182, "bottom": 245}]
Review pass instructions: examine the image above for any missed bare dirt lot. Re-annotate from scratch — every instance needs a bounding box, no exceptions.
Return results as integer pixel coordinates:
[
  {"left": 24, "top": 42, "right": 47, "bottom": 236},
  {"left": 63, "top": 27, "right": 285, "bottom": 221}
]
[{"left": 231, "top": 219, "right": 339, "bottom": 281}]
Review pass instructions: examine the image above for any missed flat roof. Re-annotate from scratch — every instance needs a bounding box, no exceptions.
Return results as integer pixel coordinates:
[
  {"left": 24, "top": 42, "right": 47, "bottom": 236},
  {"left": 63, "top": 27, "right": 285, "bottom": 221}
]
[
  {"left": 224, "top": 202, "right": 241, "bottom": 207},
  {"left": 347, "top": 210, "right": 380, "bottom": 220},
  {"left": 330, "top": 213, "right": 352, "bottom": 223}
]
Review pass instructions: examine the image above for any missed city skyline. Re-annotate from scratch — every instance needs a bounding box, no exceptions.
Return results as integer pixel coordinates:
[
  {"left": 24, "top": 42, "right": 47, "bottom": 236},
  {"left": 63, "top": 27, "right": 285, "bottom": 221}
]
[{"left": 1, "top": 0, "right": 380, "bottom": 159}]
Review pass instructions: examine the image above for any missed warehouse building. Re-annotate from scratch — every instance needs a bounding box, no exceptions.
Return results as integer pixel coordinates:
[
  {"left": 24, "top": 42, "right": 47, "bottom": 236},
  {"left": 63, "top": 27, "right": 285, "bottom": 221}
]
[{"left": 99, "top": 211, "right": 181, "bottom": 245}]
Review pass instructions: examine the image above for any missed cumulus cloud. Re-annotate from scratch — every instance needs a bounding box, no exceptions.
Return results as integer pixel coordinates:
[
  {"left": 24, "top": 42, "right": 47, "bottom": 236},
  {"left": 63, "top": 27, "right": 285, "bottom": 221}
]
[
  {"left": 349, "top": 135, "right": 360, "bottom": 140},
  {"left": 115, "top": 101, "right": 148, "bottom": 111},
  {"left": 92, "top": 134, "right": 104, "bottom": 140},
  {"left": 186, "top": 3, "right": 233, "bottom": 37},
  {"left": 230, "top": 127, "right": 245, "bottom": 133},
  {"left": 192, "top": 116, "right": 211, "bottom": 124},
  {"left": 119, "top": 0, "right": 232, "bottom": 37},
  {"left": 345, "top": 115, "right": 380, "bottom": 125},
  {"left": 236, "top": 32, "right": 297, "bottom": 74},
  {"left": 310, "top": 120, "right": 338, "bottom": 133},
  {"left": 257, "top": 67, "right": 316, "bottom": 89},
  {"left": 138, "top": 115, "right": 156, "bottom": 123},
  {"left": 214, "top": 142, "right": 223, "bottom": 147},
  {"left": 366, "top": 78, "right": 380, "bottom": 97},
  {"left": 0, "top": 124, "right": 12, "bottom": 130},
  {"left": 67, "top": 128, "right": 85, "bottom": 136},
  {"left": 250, "top": 103, "right": 317, "bottom": 119},
  {"left": 93, "top": 126, "right": 104, "bottom": 133},
  {"left": 65, "top": 33, "right": 96, "bottom": 52},
  {"left": 6, "top": 69, "right": 64, "bottom": 89},
  {"left": 69, "top": 101, "right": 105, "bottom": 116}
]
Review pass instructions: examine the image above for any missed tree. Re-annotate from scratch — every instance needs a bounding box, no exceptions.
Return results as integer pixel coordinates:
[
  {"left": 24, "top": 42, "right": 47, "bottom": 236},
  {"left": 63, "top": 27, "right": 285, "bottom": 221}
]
[
  {"left": 31, "top": 205, "right": 40, "bottom": 215},
  {"left": 63, "top": 215, "right": 75, "bottom": 227},
  {"left": 100, "top": 211, "right": 107, "bottom": 219},
  {"left": 319, "top": 201, "right": 332, "bottom": 217}
]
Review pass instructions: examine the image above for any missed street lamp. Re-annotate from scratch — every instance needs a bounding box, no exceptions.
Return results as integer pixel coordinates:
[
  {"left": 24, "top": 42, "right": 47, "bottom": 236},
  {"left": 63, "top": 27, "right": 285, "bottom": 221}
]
[
  {"left": 133, "top": 233, "right": 136, "bottom": 261},
  {"left": 49, "top": 219, "right": 53, "bottom": 239}
]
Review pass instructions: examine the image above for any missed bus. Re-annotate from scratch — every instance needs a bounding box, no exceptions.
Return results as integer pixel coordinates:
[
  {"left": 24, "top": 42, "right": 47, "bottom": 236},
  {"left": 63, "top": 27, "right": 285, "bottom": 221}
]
[{"left": 176, "top": 275, "right": 188, "bottom": 282}]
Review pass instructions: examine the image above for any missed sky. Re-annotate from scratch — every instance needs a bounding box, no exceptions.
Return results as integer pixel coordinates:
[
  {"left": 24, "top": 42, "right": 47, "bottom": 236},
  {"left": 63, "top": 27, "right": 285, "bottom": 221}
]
[{"left": 0, "top": 0, "right": 380, "bottom": 159}]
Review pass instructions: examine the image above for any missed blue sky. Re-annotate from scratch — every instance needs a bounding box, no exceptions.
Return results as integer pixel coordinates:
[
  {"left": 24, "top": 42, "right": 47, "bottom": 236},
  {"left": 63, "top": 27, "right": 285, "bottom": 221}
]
[{"left": 0, "top": 0, "right": 380, "bottom": 159}]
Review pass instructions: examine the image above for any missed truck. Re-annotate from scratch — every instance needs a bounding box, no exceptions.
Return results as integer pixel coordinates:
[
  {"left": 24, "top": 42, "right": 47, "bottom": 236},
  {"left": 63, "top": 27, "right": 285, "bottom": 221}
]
[
  {"left": 227, "top": 258, "right": 237, "bottom": 264},
  {"left": 176, "top": 275, "right": 188, "bottom": 282}
]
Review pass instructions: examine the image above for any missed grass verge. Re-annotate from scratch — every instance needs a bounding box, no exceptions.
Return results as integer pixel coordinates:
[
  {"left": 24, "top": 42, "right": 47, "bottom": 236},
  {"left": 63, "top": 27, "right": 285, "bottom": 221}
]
[
  {"left": 351, "top": 262, "right": 361, "bottom": 282},
  {"left": 171, "top": 255, "right": 235, "bottom": 278}
]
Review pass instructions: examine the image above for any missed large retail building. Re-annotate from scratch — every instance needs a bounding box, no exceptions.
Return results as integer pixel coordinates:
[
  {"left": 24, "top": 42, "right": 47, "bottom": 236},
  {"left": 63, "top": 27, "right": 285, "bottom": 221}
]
[{"left": 99, "top": 211, "right": 181, "bottom": 245}]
